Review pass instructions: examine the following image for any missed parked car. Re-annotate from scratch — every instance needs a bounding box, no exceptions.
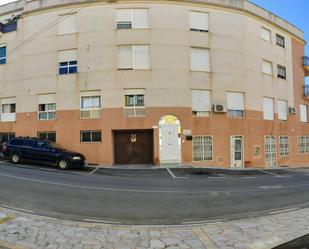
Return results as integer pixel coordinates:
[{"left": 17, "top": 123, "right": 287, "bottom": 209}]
[{"left": 2, "top": 137, "right": 86, "bottom": 169}]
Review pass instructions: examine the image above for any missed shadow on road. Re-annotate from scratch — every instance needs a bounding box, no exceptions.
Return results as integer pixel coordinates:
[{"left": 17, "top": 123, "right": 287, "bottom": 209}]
[{"left": 273, "top": 234, "right": 309, "bottom": 249}]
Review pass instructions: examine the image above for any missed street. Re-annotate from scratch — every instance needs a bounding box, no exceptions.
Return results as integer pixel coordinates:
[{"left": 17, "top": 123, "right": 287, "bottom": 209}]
[{"left": 1, "top": 161, "right": 309, "bottom": 225}]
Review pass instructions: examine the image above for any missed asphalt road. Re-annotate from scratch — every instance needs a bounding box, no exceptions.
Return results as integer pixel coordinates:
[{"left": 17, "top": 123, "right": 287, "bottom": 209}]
[{"left": 1, "top": 160, "right": 309, "bottom": 225}]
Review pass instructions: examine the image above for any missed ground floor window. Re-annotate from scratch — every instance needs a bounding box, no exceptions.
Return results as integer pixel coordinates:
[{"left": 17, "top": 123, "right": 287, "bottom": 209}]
[
  {"left": 38, "top": 132, "right": 56, "bottom": 142},
  {"left": 298, "top": 136, "right": 309, "bottom": 154},
  {"left": 0, "top": 132, "right": 15, "bottom": 142},
  {"left": 192, "top": 136, "right": 213, "bottom": 162},
  {"left": 81, "top": 131, "right": 102, "bottom": 143},
  {"left": 279, "top": 136, "right": 289, "bottom": 157}
]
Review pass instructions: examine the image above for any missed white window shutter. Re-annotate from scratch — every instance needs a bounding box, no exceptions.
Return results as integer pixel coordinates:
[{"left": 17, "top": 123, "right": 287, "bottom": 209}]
[
  {"left": 278, "top": 100, "right": 287, "bottom": 120},
  {"left": 132, "top": 9, "right": 149, "bottom": 29},
  {"left": 133, "top": 45, "right": 150, "bottom": 69},
  {"left": 189, "top": 11, "right": 209, "bottom": 31},
  {"left": 118, "top": 46, "right": 133, "bottom": 69},
  {"left": 263, "top": 97, "right": 274, "bottom": 120},
  {"left": 192, "top": 90, "right": 211, "bottom": 112},
  {"left": 190, "top": 48, "right": 210, "bottom": 72},
  {"left": 58, "top": 50, "right": 77, "bottom": 62},
  {"left": 227, "top": 92, "right": 244, "bottom": 110},
  {"left": 263, "top": 60, "right": 273, "bottom": 75},
  {"left": 116, "top": 9, "right": 132, "bottom": 23},
  {"left": 261, "top": 27, "right": 271, "bottom": 42},
  {"left": 300, "top": 104, "right": 308, "bottom": 122},
  {"left": 1, "top": 97, "right": 16, "bottom": 105},
  {"left": 38, "top": 94, "right": 56, "bottom": 104}
]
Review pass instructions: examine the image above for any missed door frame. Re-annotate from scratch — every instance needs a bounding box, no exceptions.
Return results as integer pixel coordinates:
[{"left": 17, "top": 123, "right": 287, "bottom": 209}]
[
  {"left": 264, "top": 135, "right": 277, "bottom": 167},
  {"left": 158, "top": 115, "right": 182, "bottom": 164},
  {"left": 230, "top": 135, "right": 244, "bottom": 168},
  {"left": 112, "top": 129, "right": 155, "bottom": 165}
]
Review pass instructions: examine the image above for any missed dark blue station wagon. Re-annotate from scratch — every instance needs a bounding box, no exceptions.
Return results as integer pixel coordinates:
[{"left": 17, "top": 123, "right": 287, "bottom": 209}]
[{"left": 2, "top": 137, "right": 86, "bottom": 169}]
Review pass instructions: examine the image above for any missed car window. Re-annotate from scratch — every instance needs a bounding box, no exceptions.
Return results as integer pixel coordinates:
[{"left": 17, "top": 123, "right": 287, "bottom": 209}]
[
  {"left": 22, "top": 140, "right": 36, "bottom": 148},
  {"left": 9, "top": 139, "right": 23, "bottom": 146},
  {"left": 36, "top": 141, "right": 51, "bottom": 150}
]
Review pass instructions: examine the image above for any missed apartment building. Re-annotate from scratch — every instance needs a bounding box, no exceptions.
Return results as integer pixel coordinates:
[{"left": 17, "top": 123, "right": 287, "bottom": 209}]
[{"left": 0, "top": 0, "right": 308, "bottom": 167}]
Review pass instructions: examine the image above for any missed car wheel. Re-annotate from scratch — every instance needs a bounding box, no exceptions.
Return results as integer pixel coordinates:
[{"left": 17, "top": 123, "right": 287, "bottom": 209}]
[
  {"left": 58, "top": 159, "right": 70, "bottom": 170},
  {"left": 10, "top": 153, "right": 21, "bottom": 164}
]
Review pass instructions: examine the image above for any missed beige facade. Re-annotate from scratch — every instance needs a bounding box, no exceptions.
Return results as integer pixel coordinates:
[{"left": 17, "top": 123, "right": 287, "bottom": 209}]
[{"left": 0, "top": 0, "right": 308, "bottom": 167}]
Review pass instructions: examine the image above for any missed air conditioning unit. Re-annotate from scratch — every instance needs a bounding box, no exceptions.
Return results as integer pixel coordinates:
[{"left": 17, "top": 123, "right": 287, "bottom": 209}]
[
  {"left": 213, "top": 104, "right": 226, "bottom": 113},
  {"left": 289, "top": 107, "right": 297, "bottom": 115}
]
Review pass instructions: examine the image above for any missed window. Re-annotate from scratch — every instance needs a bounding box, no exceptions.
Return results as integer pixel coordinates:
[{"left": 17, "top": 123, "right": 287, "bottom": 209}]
[
  {"left": 38, "top": 94, "right": 56, "bottom": 120},
  {"left": 193, "top": 136, "right": 213, "bottom": 162},
  {"left": 58, "top": 14, "right": 76, "bottom": 35},
  {"left": 38, "top": 132, "right": 56, "bottom": 142},
  {"left": 80, "top": 91, "right": 101, "bottom": 119},
  {"left": 0, "top": 132, "right": 15, "bottom": 142},
  {"left": 263, "top": 97, "right": 274, "bottom": 120},
  {"left": 192, "top": 90, "right": 211, "bottom": 117},
  {"left": 263, "top": 60, "right": 273, "bottom": 75},
  {"left": 189, "top": 11, "right": 209, "bottom": 32},
  {"left": 227, "top": 92, "right": 244, "bottom": 118},
  {"left": 278, "top": 100, "right": 288, "bottom": 121},
  {"left": 1, "top": 98, "right": 16, "bottom": 122},
  {"left": 116, "top": 9, "right": 149, "bottom": 29},
  {"left": 58, "top": 50, "right": 77, "bottom": 75},
  {"left": 118, "top": 45, "right": 150, "bottom": 70},
  {"left": 300, "top": 104, "right": 308, "bottom": 123},
  {"left": 277, "top": 65, "right": 286, "bottom": 79},
  {"left": 276, "top": 34, "right": 285, "bottom": 48},
  {"left": 299, "top": 136, "right": 309, "bottom": 154},
  {"left": 279, "top": 136, "right": 289, "bottom": 157},
  {"left": 0, "top": 45, "right": 6, "bottom": 65},
  {"left": 81, "top": 131, "right": 102, "bottom": 142},
  {"left": 261, "top": 27, "right": 271, "bottom": 42},
  {"left": 124, "top": 89, "right": 145, "bottom": 117},
  {"left": 190, "top": 47, "right": 210, "bottom": 72},
  {"left": 265, "top": 136, "right": 277, "bottom": 166}
]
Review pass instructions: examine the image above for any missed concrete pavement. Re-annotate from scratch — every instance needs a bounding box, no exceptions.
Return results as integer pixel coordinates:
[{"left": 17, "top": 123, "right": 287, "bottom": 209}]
[{"left": 1, "top": 206, "right": 309, "bottom": 249}]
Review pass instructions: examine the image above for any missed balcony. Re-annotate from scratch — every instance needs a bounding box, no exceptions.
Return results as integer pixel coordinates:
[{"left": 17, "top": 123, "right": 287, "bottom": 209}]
[{"left": 303, "top": 56, "right": 309, "bottom": 76}]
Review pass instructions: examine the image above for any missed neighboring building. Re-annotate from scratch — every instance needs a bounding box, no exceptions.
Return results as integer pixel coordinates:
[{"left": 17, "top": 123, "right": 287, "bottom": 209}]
[{"left": 0, "top": 0, "right": 308, "bottom": 167}]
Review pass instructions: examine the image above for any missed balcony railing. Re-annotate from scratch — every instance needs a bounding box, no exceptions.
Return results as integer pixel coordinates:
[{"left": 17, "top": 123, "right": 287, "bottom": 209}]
[
  {"left": 304, "top": 56, "right": 309, "bottom": 76},
  {"left": 304, "top": 85, "right": 309, "bottom": 96}
]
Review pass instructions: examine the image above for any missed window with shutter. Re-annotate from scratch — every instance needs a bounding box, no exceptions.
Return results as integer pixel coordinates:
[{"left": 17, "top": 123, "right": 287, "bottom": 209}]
[
  {"left": 191, "top": 90, "right": 211, "bottom": 117},
  {"left": 58, "top": 50, "right": 77, "bottom": 75},
  {"left": 189, "top": 11, "right": 209, "bottom": 32},
  {"left": 263, "top": 60, "right": 273, "bottom": 75},
  {"left": 278, "top": 100, "right": 287, "bottom": 121},
  {"left": 38, "top": 94, "right": 56, "bottom": 120},
  {"left": 116, "top": 9, "right": 149, "bottom": 29},
  {"left": 300, "top": 104, "right": 308, "bottom": 123},
  {"left": 118, "top": 45, "right": 150, "bottom": 70},
  {"left": 261, "top": 27, "right": 271, "bottom": 42},
  {"left": 227, "top": 92, "right": 244, "bottom": 118},
  {"left": 263, "top": 97, "right": 274, "bottom": 120},
  {"left": 190, "top": 47, "right": 210, "bottom": 72}
]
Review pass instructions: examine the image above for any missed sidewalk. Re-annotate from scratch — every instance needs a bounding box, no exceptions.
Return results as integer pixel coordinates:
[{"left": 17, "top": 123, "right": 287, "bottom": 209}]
[{"left": 1, "top": 207, "right": 309, "bottom": 249}]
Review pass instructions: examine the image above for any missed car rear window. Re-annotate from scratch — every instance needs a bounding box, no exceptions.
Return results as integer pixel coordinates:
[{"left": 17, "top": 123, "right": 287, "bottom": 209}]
[{"left": 9, "top": 139, "right": 23, "bottom": 146}]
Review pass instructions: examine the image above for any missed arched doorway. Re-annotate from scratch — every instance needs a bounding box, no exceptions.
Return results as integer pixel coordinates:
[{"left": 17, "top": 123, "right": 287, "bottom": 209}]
[{"left": 159, "top": 115, "right": 181, "bottom": 164}]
